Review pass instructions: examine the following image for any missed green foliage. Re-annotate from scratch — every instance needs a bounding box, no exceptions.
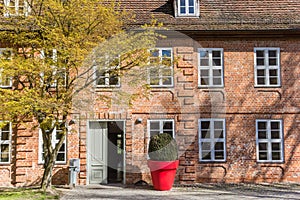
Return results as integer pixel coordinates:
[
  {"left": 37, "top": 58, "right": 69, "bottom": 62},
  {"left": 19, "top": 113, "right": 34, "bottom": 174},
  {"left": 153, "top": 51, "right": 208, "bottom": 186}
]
[
  {"left": 148, "top": 133, "right": 178, "bottom": 161},
  {"left": 0, "top": 188, "right": 58, "bottom": 200}
]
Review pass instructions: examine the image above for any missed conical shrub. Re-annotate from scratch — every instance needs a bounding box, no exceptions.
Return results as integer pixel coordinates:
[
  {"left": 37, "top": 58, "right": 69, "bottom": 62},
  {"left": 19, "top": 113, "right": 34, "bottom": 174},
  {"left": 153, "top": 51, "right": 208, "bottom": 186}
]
[{"left": 148, "top": 133, "right": 178, "bottom": 161}]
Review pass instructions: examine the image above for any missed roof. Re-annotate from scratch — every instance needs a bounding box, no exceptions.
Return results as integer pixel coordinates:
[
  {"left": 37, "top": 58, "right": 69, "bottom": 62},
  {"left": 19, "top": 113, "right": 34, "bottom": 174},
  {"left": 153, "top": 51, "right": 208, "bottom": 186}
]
[{"left": 120, "top": 0, "right": 300, "bottom": 31}]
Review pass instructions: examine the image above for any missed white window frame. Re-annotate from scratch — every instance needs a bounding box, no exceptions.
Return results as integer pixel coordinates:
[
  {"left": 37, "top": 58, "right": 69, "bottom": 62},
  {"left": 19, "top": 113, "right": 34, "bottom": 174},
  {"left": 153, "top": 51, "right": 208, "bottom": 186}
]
[
  {"left": 0, "top": 48, "right": 13, "bottom": 88},
  {"left": 198, "top": 48, "right": 224, "bottom": 87},
  {"left": 38, "top": 125, "right": 67, "bottom": 164},
  {"left": 0, "top": 122, "right": 12, "bottom": 164},
  {"left": 198, "top": 119, "right": 226, "bottom": 162},
  {"left": 3, "top": 0, "right": 30, "bottom": 17},
  {"left": 147, "top": 119, "right": 175, "bottom": 138},
  {"left": 95, "top": 56, "right": 121, "bottom": 88},
  {"left": 148, "top": 48, "right": 174, "bottom": 87},
  {"left": 256, "top": 119, "right": 284, "bottom": 162},
  {"left": 40, "top": 49, "right": 66, "bottom": 88},
  {"left": 254, "top": 48, "right": 281, "bottom": 87},
  {"left": 175, "top": 0, "right": 199, "bottom": 17}
]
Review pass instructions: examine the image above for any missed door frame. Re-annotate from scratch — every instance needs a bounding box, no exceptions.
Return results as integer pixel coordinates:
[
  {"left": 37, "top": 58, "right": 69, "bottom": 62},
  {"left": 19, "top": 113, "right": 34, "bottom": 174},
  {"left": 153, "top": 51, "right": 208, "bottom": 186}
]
[{"left": 86, "top": 120, "right": 126, "bottom": 185}]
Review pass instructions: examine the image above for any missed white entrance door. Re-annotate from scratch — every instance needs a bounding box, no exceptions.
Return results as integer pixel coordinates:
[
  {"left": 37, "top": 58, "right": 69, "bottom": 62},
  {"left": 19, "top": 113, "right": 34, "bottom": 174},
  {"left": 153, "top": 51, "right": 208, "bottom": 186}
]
[{"left": 88, "top": 122, "right": 108, "bottom": 184}]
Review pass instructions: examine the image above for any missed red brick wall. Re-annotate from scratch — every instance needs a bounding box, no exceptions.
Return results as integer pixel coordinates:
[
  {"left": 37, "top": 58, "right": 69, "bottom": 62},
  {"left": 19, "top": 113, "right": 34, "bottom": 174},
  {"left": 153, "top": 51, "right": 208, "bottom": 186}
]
[{"left": 1, "top": 36, "right": 299, "bottom": 187}]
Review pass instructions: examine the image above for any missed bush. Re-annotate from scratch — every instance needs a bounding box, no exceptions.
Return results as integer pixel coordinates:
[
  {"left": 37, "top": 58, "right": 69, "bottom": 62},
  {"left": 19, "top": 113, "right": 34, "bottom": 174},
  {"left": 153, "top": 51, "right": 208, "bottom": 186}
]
[{"left": 148, "top": 133, "right": 178, "bottom": 161}]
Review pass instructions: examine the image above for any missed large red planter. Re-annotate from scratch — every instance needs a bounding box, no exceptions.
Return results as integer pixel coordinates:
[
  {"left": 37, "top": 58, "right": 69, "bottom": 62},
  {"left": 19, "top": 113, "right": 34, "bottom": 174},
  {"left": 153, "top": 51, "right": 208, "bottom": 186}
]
[{"left": 147, "top": 160, "right": 179, "bottom": 191}]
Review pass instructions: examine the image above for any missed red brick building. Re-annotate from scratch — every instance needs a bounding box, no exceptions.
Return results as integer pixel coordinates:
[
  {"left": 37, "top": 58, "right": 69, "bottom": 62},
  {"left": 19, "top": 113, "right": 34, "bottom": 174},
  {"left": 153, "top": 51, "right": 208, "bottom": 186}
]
[{"left": 0, "top": 0, "right": 299, "bottom": 187}]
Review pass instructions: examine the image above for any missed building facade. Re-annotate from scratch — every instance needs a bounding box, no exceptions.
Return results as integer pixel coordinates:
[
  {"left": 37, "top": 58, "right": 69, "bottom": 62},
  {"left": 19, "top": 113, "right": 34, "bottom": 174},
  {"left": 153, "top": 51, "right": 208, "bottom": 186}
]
[{"left": 0, "top": 0, "right": 299, "bottom": 187}]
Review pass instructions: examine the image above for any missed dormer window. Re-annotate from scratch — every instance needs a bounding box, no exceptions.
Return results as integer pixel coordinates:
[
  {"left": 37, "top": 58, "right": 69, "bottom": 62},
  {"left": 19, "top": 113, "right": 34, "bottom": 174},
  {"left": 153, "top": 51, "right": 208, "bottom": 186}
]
[
  {"left": 175, "top": 0, "right": 199, "bottom": 17},
  {"left": 3, "top": 0, "right": 30, "bottom": 17}
]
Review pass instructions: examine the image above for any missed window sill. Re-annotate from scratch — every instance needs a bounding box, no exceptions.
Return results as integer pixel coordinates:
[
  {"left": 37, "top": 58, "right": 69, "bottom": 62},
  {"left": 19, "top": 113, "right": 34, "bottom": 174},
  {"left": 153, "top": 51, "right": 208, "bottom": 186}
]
[
  {"left": 256, "top": 160, "right": 284, "bottom": 164},
  {"left": 254, "top": 85, "right": 281, "bottom": 88}
]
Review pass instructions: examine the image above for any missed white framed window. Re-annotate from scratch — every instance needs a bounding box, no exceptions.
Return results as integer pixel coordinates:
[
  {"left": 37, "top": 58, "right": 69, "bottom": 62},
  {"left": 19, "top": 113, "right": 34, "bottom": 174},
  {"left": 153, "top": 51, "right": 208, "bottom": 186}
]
[
  {"left": 0, "top": 122, "right": 11, "bottom": 164},
  {"left": 256, "top": 119, "right": 284, "bottom": 162},
  {"left": 149, "top": 48, "right": 173, "bottom": 87},
  {"left": 0, "top": 48, "right": 13, "bottom": 88},
  {"left": 40, "top": 49, "right": 66, "bottom": 88},
  {"left": 199, "top": 119, "right": 226, "bottom": 162},
  {"left": 175, "top": 0, "right": 199, "bottom": 17},
  {"left": 95, "top": 56, "right": 120, "bottom": 87},
  {"left": 38, "top": 124, "right": 67, "bottom": 164},
  {"left": 254, "top": 48, "right": 281, "bottom": 87},
  {"left": 148, "top": 119, "right": 175, "bottom": 138},
  {"left": 3, "top": 0, "right": 30, "bottom": 17},
  {"left": 198, "top": 48, "right": 224, "bottom": 87}
]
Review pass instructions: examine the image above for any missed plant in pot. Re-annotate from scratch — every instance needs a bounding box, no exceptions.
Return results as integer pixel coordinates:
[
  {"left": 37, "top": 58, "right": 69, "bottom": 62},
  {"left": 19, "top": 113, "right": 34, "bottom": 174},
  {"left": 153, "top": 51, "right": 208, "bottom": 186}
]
[{"left": 147, "top": 133, "right": 179, "bottom": 191}]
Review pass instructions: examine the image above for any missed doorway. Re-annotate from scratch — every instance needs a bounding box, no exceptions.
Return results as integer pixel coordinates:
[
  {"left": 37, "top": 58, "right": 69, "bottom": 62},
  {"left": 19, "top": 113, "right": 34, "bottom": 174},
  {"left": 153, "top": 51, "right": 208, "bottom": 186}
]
[{"left": 88, "top": 121, "right": 125, "bottom": 184}]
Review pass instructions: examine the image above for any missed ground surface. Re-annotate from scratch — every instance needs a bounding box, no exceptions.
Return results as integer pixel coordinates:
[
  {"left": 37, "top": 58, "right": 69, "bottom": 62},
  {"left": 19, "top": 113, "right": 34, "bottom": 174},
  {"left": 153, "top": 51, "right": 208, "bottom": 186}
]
[{"left": 59, "top": 183, "right": 300, "bottom": 200}]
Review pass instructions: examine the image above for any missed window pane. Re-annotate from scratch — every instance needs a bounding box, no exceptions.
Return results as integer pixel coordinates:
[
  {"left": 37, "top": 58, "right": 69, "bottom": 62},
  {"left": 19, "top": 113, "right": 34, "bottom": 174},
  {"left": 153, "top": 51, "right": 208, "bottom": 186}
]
[
  {"left": 214, "top": 142, "right": 224, "bottom": 150},
  {"left": 56, "top": 153, "right": 65, "bottom": 161},
  {"left": 214, "top": 121, "right": 223, "bottom": 129},
  {"left": 272, "top": 143, "right": 280, "bottom": 151},
  {"left": 200, "top": 69, "right": 209, "bottom": 77},
  {"left": 1, "top": 144, "right": 9, "bottom": 153},
  {"left": 150, "top": 50, "right": 159, "bottom": 57},
  {"left": 201, "top": 142, "right": 211, "bottom": 150},
  {"left": 214, "top": 130, "right": 223, "bottom": 138},
  {"left": 189, "top": 0, "right": 194, "bottom": 6},
  {"left": 269, "top": 77, "right": 278, "bottom": 85},
  {"left": 200, "top": 59, "right": 209, "bottom": 66},
  {"left": 257, "top": 77, "right": 265, "bottom": 84},
  {"left": 162, "top": 77, "right": 172, "bottom": 85},
  {"left": 109, "top": 76, "right": 119, "bottom": 85},
  {"left": 201, "top": 78, "right": 209, "bottom": 85},
  {"left": 150, "top": 131, "right": 159, "bottom": 137},
  {"left": 215, "top": 151, "right": 224, "bottom": 160},
  {"left": 161, "top": 68, "right": 172, "bottom": 76},
  {"left": 59, "top": 144, "right": 65, "bottom": 152},
  {"left": 213, "top": 69, "right": 221, "bottom": 76},
  {"left": 272, "top": 152, "right": 281, "bottom": 160},
  {"left": 180, "top": 7, "right": 186, "bottom": 14},
  {"left": 212, "top": 59, "right": 221, "bottom": 66},
  {"left": 271, "top": 122, "right": 279, "bottom": 129},
  {"left": 2, "top": 124, "right": 10, "bottom": 132},
  {"left": 271, "top": 131, "right": 280, "bottom": 139},
  {"left": 202, "top": 151, "right": 211, "bottom": 160},
  {"left": 269, "top": 58, "right": 277, "bottom": 66},
  {"left": 188, "top": 7, "right": 194, "bottom": 13},
  {"left": 162, "top": 50, "right": 171, "bottom": 57},
  {"left": 257, "top": 58, "right": 264, "bottom": 66},
  {"left": 213, "top": 78, "right": 222, "bottom": 85},
  {"left": 150, "top": 78, "right": 159, "bottom": 85},
  {"left": 259, "top": 143, "right": 267, "bottom": 151},
  {"left": 164, "top": 131, "right": 173, "bottom": 138},
  {"left": 1, "top": 132, "right": 9, "bottom": 140},
  {"left": 201, "top": 130, "right": 210, "bottom": 138},
  {"left": 268, "top": 50, "right": 277, "bottom": 57},
  {"left": 163, "top": 122, "right": 173, "bottom": 129},
  {"left": 259, "top": 152, "right": 268, "bottom": 160},
  {"left": 1, "top": 153, "right": 9, "bottom": 162},
  {"left": 269, "top": 69, "right": 278, "bottom": 76},
  {"left": 258, "top": 122, "right": 267, "bottom": 129},
  {"left": 150, "top": 122, "right": 159, "bottom": 130},
  {"left": 257, "top": 69, "right": 265, "bottom": 76},
  {"left": 201, "top": 121, "right": 210, "bottom": 129},
  {"left": 256, "top": 50, "right": 264, "bottom": 57},
  {"left": 258, "top": 131, "right": 267, "bottom": 139},
  {"left": 200, "top": 51, "right": 209, "bottom": 58},
  {"left": 212, "top": 51, "right": 221, "bottom": 58}
]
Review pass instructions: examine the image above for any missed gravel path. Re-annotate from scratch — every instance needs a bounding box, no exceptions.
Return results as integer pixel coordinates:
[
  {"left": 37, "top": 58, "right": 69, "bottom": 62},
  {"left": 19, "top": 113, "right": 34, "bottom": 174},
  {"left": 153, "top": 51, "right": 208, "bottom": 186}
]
[{"left": 59, "top": 183, "right": 300, "bottom": 200}]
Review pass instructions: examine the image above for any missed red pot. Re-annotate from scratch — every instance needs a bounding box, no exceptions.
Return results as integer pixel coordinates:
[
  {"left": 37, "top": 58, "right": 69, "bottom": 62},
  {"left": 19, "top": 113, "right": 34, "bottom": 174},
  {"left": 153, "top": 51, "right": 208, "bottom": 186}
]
[{"left": 147, "top": 160, "right": 179, "bottom": 191}]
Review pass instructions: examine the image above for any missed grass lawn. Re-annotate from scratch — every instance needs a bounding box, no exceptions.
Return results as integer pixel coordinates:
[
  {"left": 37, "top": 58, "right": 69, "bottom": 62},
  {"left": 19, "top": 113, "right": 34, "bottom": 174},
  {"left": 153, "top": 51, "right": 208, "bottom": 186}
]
[{"left": 0, "top": 188, "right": 59, "bottom": 200}]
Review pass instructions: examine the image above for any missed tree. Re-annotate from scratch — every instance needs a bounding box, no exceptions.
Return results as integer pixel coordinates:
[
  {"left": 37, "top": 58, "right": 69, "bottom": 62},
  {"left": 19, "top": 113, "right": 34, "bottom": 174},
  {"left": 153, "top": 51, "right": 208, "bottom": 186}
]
[{"left": 0, "top": 0, "right": 159, "bottom": 191}]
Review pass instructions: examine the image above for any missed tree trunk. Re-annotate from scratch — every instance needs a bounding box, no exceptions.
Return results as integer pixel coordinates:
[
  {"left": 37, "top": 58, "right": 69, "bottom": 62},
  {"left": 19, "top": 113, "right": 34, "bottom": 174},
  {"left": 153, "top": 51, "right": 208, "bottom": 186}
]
[{"left": 41, "top": 156, "right": 55, "bottom": 191}]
